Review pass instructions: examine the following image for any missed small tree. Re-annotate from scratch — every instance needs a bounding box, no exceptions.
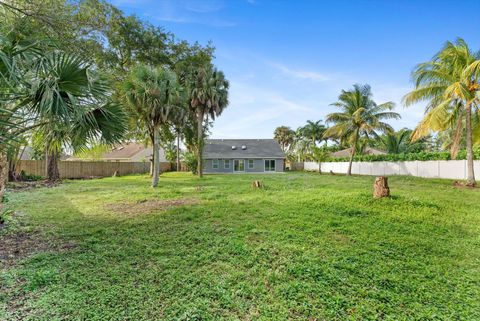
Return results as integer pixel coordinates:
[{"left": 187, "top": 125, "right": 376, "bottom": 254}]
[{"left": 312, "top": 146, "right": 329, "bottom": 174}]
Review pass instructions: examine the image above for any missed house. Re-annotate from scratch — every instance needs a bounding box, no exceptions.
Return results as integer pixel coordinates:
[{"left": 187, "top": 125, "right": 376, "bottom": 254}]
[
  {"left": 203, "top": 139, "right": 285, "bottom": 173},
  {"left": 18, "top": 146, "right": 70, "bottom": 160},
  {"left": 329, "top": 147, "right": 386, "bottom": 158},
  {"left": 68, "top": 142, "right": 167, "bottom": 162}
]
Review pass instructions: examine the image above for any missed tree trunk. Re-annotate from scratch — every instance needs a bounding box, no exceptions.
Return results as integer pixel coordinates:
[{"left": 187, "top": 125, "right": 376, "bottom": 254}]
[
  {"left": 197, "top": 110, "right": 204, "bottom": 178},
  {"left": 347, "top": 145, "right": 356, "bottom": 176},
  {"left": 318, "top": 162, "right": 322, "bottom": 174},
  {"left": 176, "top": 131, "right": 181, "bottom": 172},
  {"left": 47, "top": 150, "right": 60, "bottom": 181},
  {"left": 373, "top": 176, "right": 390, "bottom": 198},
  {"left": 465, "top": 102, "right": 476, "bottom": 186},
  {"left": 450, "top": 116, "right": 463, "bottom": 160},
  {"left": 0, "top": 150, "right": 8, "bottom": 214},
  {"left": 152, "top": 128, "right": 160, "bottom": 187}
]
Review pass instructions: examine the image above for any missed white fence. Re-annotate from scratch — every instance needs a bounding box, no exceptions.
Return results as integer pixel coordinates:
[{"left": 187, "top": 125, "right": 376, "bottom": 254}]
[{"left": 304, "top": 160, "right": 480, "bottom": 180}]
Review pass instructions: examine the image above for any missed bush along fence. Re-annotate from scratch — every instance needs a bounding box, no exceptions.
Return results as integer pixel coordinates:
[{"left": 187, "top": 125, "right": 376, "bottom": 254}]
[
  {"left": 324, "top": 149, "right": 480, "bottom": 162},
  {"left": 303, "top": 160, "right": 480, "bottom": 180},
  {"left": 15, "top": 160, "right": 172, "bottom": 179}
]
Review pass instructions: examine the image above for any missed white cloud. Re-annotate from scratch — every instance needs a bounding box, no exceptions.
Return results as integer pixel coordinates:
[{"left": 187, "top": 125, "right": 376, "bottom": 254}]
[{"left": 268, "top": 62, "right": 330, "bottom": 82}]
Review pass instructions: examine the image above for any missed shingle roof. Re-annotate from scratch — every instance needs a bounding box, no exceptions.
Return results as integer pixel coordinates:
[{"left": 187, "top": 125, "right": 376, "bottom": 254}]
[{"left": 203, "top": 139, "right": 285, "bottom": 159}]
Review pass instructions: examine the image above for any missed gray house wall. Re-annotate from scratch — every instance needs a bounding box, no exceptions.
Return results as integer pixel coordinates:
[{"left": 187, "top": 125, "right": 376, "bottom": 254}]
[{"left": 204, "top": 158, "right": 284, "bottom": 173}]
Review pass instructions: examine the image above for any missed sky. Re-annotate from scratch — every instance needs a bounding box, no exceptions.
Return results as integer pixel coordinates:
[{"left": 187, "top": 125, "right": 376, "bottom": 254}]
[{"left": 112, "top": 0, "right": 480, "bottom": 139}]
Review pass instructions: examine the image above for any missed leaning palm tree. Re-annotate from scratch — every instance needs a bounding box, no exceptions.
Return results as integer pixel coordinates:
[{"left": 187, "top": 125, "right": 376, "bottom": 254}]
[
  {"left": 187, "top": 65, "right": 229, "bottom": 178},
  {"left": 325, "top": 84, "right": 400, "bottom": 175},
  {"left": 403, "top": 38, "right": 480, "bottom": 186},
  {"left": 123, "top": 65, "right": 179, "bottom": 187}
]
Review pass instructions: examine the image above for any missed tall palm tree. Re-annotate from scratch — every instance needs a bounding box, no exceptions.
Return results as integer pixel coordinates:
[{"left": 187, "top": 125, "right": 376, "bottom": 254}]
[
  {"left": 123, "top": 65, "right": 179, "bottom": 187},
  {"left": 403, "top": 38, "right": 480, "bottom": 186},
  {"left": 273, "top": 126, "right": 295, "bottom": 152},
  {"left": 26, "top": 52, "right": 127, "bottom": 181},
  {"left": 302, "top": 120, "right": 326, "bottom": 147},
  {"left": 187, "top": 65, "right": 229, "bottom": 178},
  {"left": 325, "top": 84, "right": 400, "bottom": 175}
]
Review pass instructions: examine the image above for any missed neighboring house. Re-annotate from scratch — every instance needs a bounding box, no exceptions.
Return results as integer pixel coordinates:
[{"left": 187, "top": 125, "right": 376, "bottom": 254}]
[
  {"left": 203, "top": 139, "right": 285, "bottom": 173},
  {"left": 329, "top": 147, "right": 386, "bottom": 158},
  {"left": 18, "top": 146, "right": 70, "bottom": 160},
  {"left": 68, "top": 142, "right": 167, "bottom": 162}
]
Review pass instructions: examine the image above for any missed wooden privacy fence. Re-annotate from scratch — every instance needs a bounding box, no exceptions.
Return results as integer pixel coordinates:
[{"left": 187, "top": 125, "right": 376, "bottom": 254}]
[{"left": 16, "top": 160, "right": 172, "bottom": 179}]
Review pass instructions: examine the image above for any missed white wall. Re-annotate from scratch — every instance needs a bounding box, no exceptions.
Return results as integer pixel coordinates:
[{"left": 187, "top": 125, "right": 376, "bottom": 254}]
[{"left": 303, "top": 160, "right": 480, "bottom": 180}]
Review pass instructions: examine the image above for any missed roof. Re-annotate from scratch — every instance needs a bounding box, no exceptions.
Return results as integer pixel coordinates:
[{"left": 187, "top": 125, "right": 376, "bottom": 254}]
[
  {"left": 67, "top": 142, "right": 166, "bottom": 162},
  {"left": 102, "top": 142, "right": 150, "bottom": 159},
  {"left": 203, "top": 139, "right": 285, "bottom": 159},
  {"left": 330, "top": 147, "right": 386, "bottom": 158}
]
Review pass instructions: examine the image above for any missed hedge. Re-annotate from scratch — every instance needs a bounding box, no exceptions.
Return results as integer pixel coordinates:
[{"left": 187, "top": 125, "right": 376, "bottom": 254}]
[{"left": 325, "top": 149, "right": 480, "bottom": 162}]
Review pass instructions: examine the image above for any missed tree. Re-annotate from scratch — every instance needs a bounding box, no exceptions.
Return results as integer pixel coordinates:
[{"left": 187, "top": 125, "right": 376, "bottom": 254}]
[
  {"left": 186, "top": 65, "right": 229, "bottom": 178},
  {"left": 123, "top": 65, "right": 179, "bottom": 187},
  {"left": 312, "top": 146, "right": 329, "bottom": 173},
  {"left": 403, "top": 38, "right": 480, "bottom": 186},
  {"left": 25, "top": 52, "right": 127, "bottom": 181},
  {"left": 381, "top": 129, "right": 412, "bottom": 154},
  {"left": 273, "top": 126, "right": 295, "bottom": 152},
  {"left": 301, "top": 120, "right": 326, "bottom": 147},
  {"left": 325, "top": 84, "right": 400, "bottom": 175}
]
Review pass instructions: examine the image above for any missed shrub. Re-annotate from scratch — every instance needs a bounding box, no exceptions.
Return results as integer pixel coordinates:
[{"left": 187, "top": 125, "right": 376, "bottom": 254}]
[
  {"left": 324, "top": 149, "right": 480, "bottom": 162},
  {"left": 183, "top": 152, "right": 198, "bottom": 174}
]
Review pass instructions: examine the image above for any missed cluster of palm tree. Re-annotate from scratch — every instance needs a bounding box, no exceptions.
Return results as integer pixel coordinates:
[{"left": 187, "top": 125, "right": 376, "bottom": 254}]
[
  {"left": 274, "top": 120, "right": 327, "bottom": 162},
  {"left": 122, "top": 63, "right": 229, "bottom": 186},
  {"left": 275, "top": 85, "right": 400, "bottom": 175},
  {"left": 276, "top": 38, "right": 480, "bottom": 186}
]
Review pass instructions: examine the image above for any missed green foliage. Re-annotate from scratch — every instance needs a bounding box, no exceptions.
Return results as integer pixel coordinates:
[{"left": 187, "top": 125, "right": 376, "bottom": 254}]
[
  {"left": 326, "top": 148, "right": 480, "bottom": 162},
  {"left": 2, "top": 173, "right": 480, "bottom": 319},
  {"left": 182, "top": 151, "right": 197, "bottom": 174}
]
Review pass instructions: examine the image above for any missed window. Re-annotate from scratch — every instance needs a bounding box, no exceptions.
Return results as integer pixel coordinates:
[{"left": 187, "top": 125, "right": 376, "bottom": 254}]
[
  {"left": 248, "top": 159, "right": 254, "bottom": 169},
  {"left": 224, "top": 159, "right": 230, "bottom": 169},
  {"left": 212, "top": 159, "right": 219, "bottom": 169},
  {"left": 234, "top": 159, "right": 245, "bottom": 172},
  {"left": 264, "top": 159, "right": 276, "bottom": 172}
]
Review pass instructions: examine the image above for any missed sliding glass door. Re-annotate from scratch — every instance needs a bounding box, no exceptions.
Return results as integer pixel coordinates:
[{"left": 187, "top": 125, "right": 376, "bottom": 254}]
[{"left": 264, "top": 159, "right": 276, "bottom": 172}]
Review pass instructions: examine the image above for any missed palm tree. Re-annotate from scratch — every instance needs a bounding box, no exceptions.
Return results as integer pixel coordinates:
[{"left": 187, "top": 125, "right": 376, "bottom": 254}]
[
  {"left": 403, "top": 38, "right": 480, "bottom": 186},
  {"left": 187, "top": 65, "right": 229, "bottom": 178},
  {"left": 302, "top": 120, "right": 326, "bottom": 147},
  {"left": 325, "top": 84, "right": 400, "bottom": 175},
  {"left": 381, "top": 129, "right": 412, "bottom": 154},
  {"left": 123, "top": 65, "right": 179, "bottom": 187},
  {"left": 273, "top": 126, "right": 295, "bottom": 152},
  {"left": 26, "top": 53, "right": 127, "bottom": 181}
]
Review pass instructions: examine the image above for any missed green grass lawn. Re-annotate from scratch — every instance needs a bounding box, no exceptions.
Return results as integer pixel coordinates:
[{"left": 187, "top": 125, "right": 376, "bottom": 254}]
[{"left": 1, "top": 172, "right": 480, "bottom": 320}]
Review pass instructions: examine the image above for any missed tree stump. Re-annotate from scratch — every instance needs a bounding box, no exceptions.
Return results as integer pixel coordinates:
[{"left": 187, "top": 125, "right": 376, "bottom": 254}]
[
  {"left": 373, "top": 176, "right": 390, "bottom": 198},
  {"left": 252, "top": 180, "right": 262, "bottom": 189}
]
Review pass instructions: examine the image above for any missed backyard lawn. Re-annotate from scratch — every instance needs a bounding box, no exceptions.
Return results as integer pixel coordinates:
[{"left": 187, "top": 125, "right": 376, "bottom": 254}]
[{"left": 1, "top": 172, "right": 479, "bottom": 320}]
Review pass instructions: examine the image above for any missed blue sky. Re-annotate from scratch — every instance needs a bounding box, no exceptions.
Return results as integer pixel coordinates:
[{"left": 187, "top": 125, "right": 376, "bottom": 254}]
[{"left": 113, "top": 0, "right": 480, "bottom": 139}]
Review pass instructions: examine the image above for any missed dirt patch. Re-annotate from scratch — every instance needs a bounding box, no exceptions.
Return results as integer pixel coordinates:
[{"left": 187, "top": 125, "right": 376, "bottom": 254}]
[
  {"left": 7, "top": 180, "right": 60, "bottom": 192},
  {"left": 0, "top": 230, "right": 77, "bottom": 268},
  {"left": 106, "top": 198, "right": 199, "bottom": 215},
  {"left": 452, "top": 181, "right": 479, "bottom": 189},
  {"left": 328, "top": 230, "right": 351, "bottom": 245}
]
